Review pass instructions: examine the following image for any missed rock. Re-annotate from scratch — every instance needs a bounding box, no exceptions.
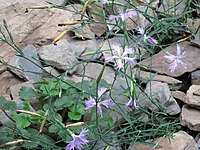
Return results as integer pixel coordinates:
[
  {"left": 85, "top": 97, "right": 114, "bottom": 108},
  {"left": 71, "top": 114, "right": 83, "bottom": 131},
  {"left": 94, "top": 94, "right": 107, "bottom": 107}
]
[
  {"left": 38, "top": 39, "right": 78, "bottom": 73},
  {"left": 171, "top": 91, "right": 186, "bottom": 102},
  {"left": 10, "top": 81, "right": 42, "bottom": 110},
  {"left": 185, "top": 85, "right": 200, "bottom": 108},
  {"left": 187, "top": 19, "right": 200, "bottom": 47},
  {"left": 0, "top": 71, "right": 24, "bottom": 95},
  {"left": 43, "top": 67, "right": 60, "bottom": 77},
  {"left": 129, "top": 130, "right": 198, "bottom": 150},
  {"left": 193, "top": 89, "right": 200, "bottom": 96},
  {"left": 8, "top": 45, "right": 43, "bottom": 82},
  {"left": 135, "top": 69, "right": 182, "bottom": 85},
  {"left": 139, "top": 42, "right": 200, "bottom": 77},
  {"left": 0, "top": 0, "right": 66, "bottom": 9},
  {"left": 69, "top": 39, "right": 100, "bottom": 60},
  {"left": 0, "top": 3, "right": 50, "bottom": 70},
  {"left": 158, "top": 0, "right": 186, "bottom": 15},
  {"left": 0, "top": 3, "right": 87, "bottom": 69},
  {"left": 48, "top": 0, "right": 66, "bottom": 5},
  {"left": 66, "top": 24, "right": 95, "bottom": 40},
  {"left": 197, "top": 138, "right": 200, "bottom": 150},
  {"left": 63, "top": 74, "right": 90, "bottom": 83},
  {"left": 62, "top": 4, "right": 95, "bottom": 39},
  {"left": 180, "top": 105, "right": 200, "bottom": 131},
  {"left": 0, "top": 65, "right": 7, "bottom": 74},
  {"left": 144, "top": 81, "right": 181, "bottom": 115},
  {"left": 0, "top": 0, "right": 47, "bottom": 9},
  {"left": 191, "top": 70, "right": 200, "bottom": 85},
  {"left": 88, "top": 3, "right": 107, "bottom": 37}
]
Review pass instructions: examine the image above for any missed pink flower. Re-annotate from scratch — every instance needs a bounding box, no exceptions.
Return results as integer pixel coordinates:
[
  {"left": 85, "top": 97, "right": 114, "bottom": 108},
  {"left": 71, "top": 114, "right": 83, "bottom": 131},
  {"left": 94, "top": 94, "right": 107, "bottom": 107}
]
[
  {"left": 104, "top": 45, "right": 136, "bottom": 70},
  {"left": 164, "top": 44, "right": 187, "bottom": 72},
  {"left": 66, "top": 129, "right": 89, "bottom": 150},
  {"left": 109, "top": 10, "right": 137, "bottom": 21},
  {"left": 137, "top": 27, "right": 158, "bottom": 45},
  {"left": 85, "top": 87, "right": 113, "bottom": 118}
]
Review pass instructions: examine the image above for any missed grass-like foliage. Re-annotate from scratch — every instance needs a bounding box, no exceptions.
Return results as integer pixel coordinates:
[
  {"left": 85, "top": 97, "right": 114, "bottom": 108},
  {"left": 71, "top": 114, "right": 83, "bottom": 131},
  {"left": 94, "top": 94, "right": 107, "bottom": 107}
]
[{"left": 0, "top": 0, "right": 198, "bottom": 149}]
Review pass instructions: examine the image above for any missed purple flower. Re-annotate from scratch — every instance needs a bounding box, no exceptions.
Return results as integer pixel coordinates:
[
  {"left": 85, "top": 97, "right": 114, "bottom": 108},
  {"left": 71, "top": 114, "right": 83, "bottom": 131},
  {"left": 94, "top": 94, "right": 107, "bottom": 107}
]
[
  {"left": 137, "top": 27, "right": 158, "bottom": 45},
  {"left": 85, "top": 87, "right": 113, "bottom": 118},
  {"left": 164, "top": 44, "right": 187, "bottom": 73},
  {"left": 104, "top": 45, "right": 136, "bottom": 70},
  {"left": 66, "top": 129, "right": 89, "bottom": 150},
  {"left": 109, "top": 10, "right": 137, "bottom": 21},
  {"left": 125, "top": 98, "right": 139, "bottom": 110}
]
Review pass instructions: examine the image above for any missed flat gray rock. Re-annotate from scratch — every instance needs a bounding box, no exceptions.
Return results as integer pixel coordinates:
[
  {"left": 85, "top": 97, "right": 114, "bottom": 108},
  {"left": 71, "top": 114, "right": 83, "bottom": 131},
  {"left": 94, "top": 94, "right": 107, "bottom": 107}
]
[
  {"left": 8, "top": 45, "right": 43, "bottom": 82},
  {"left": 191, "top": 70, "right": 200, "bottom": 85},
  {"left": 69, "top": 39, "right": 100, "bottom": 60},
  {"left": 144, "top": 81, "right": 181, "bottom": 115},
  {"left": 38, "top": 39, "right": 78, "bottom": 73},
  {"left": 135, "top": 69, "right": 182, "bottom": 85}
]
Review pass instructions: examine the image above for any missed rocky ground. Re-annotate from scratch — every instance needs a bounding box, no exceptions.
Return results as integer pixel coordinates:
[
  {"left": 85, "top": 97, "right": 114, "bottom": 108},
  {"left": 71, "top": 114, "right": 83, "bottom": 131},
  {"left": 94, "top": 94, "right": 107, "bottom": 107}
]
[{"left": 0, "top": 0, "right": 200, "bottom": 150}]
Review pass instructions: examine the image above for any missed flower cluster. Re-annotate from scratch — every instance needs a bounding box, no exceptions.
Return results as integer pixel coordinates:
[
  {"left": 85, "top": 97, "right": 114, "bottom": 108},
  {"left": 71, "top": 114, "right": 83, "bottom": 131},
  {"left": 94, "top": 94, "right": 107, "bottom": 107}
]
[
  {"left": 85, "top": 87, "right": 113, "bottom": 118},
  {"left": 164, "top": 44, "right": 187, "bottom": 72},
  {"left": 104, "top": 45, "right": 137, "bottom": 70},
  {"left": 137, "top": 27, "right": 158, "bottom": 45},
  {"left": 66, "top": 129, "right": 89, "bottom": 150},
  {"left": 109, "top": 10, "right": 137, "bottom": 21}
]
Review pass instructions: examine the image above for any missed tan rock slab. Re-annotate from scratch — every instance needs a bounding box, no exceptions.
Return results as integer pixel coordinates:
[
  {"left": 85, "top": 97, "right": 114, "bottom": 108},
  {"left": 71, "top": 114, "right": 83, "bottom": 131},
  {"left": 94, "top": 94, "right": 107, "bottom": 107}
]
[
  {"left": 171, "top": 91, "right": 186, "bottom": 102},
  {"left": 0, "top": 71, "right": 24, "bottom": 95},
  {"left": 180, "top": 104, "right": 200, "bottom": 131},
  {"left": 129, "top": 130, "right": 198, "bottom": 150},
  {"left": 185, "top": 85, "right": 200, "bottom": 107}
]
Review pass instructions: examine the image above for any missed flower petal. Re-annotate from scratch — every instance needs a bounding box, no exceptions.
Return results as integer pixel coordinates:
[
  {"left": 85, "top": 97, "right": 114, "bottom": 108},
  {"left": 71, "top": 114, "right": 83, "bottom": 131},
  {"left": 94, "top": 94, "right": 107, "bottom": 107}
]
[
  {"left": 85, "top": 96, "right": 96, "bottom": 110},
  {"left": 97, "top": 104, "right": 103, "bottom": 118},
  {"left": 98, "top": 87, "right": 107, "bottom": 98},
  {"left": 66, "top": 129, "right": 89, "bottom": 150},
  {"left": 101, "top": 99, "right": 113, "bottom": 108},
  {"left": 176, "top": 44, "right": 181, "bottom": 56},
  {"left": 104, "top": 56, "right": 117, "bottom": 62},
  {"left": 123, "top": 57, "right": 137, "bottom": 65},
  {"left": 108, "top": 15, "right": 119, "bottom": 21},
  {"left": 123, "top": 47, "right": 134, "bottom": 56},
  {"left": 147, "top": 36, "right": 158, "bottom": 45},
  {"left": 115, "top": 59, "right": 123, "bottom": 69}
]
